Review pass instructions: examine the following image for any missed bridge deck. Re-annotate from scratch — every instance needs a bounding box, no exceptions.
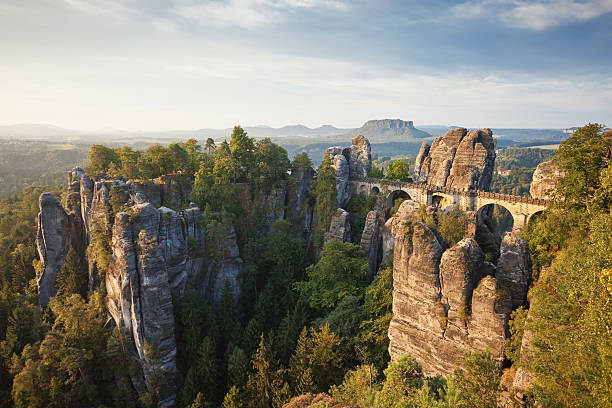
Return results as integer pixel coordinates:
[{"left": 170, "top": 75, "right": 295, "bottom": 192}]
[{"left": 350, "top": 177, "right": 548, "bottom": 207}]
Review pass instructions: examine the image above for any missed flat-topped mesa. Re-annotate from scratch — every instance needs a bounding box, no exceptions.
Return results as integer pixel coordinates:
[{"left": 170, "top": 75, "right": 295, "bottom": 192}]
[
  {"left": 413, "top": 128, "right": 496, "bottom": 191},
  {"left": 325, "top": 135, "right": 372, "bottom": 208}
]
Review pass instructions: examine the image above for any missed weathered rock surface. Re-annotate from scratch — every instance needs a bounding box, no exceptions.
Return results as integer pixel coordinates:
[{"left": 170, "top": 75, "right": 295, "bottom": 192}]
[
  {"left": 325, "top": 135, "right": 372, "bottom": 208},
  {"left": 388, "top": 205, "right": 517, "bottom": 376},
  {"left": 413, "top": 128, "right": 496, "bottom": 190},
  {"left": 36, "top": 167, "right": 250, "bottom": 405},
  {"left": 497, "top": 232, "right": 532, "bottom": 308},
  {"left": 342, "top": 135, "right": 371, "bottom": 179},
  {"left": 287, "top": 166, "right": 315, "bottom": 237},
  {"left": 107, "top": 205, "right": 178, "bottom": 407},
  {"left": 326, "top": 147, "right": 351, "bottom": 208},
  {"left": 360, "top": 211, "right": 380, "bottom": 280},
  {"left": 530, "top": 160, "right": 565, "bottom": 200},
  {"left": 36, "top": 193, "right": 74, "bottom": 307},
  {"left": 325, "top": 208, "right": 351, "bottom": 243}
]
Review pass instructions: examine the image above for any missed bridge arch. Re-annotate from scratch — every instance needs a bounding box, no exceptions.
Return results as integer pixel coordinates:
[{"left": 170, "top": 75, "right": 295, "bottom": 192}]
[
  {"left": 386, "top": 189, "right": 411, "bottom": 218},
  {"left": 431, "top": 192, "right": 455, "bottom": 210},
  {"left": 371, "top": 186, "right": 380, "bottom": 196},
  {"left": 526, "top": 210, "right": 544, "bottom": 230},
  {"left": 477, "top": 202, "right": 515, "bottom": 235}
]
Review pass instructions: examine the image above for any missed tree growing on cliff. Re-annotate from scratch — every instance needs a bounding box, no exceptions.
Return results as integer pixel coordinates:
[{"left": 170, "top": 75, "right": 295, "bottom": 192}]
[
  {"left": 296, "top": 240, "right": 368, "bottom": 312},
  {"left": 314, "top": 154, "right": 338, "bottom": 234},
  {"left": 453, "top": 351, "right": 500, "bottom": 408},
  {"left": 383, "top": 160, "right": 411, "bottom": 182},
  {"left": 87, "top": 144, "right": 119, "bottom": 175},
  {"left": 56, "top": 247, "right": 88, "bottom": 299}
]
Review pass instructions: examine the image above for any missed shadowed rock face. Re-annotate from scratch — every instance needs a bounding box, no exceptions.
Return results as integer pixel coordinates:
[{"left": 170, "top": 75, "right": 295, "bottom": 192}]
[
  {"left": 497, "top": 232, "right": 532, "bottom": 308},
  {"left": 36, "top": 168, "right": 250, "bottom": 406},
  {"left": 36, "top": 193, "right": 74, "bottom": 307},
  {"left": 360, "top": 211, "right": 380, "bottom": 280},
  {"left": 325, "top": 208, "right": 351, "bottom": 243},
  {"left": 287, "top": 166, "right": 315, "bottom": 237},
  {"left": 530, "top": 160, "right": 565, "bottom": 200},
  {"left": 414, "top": 128, "right": 496, "bottom": 190},
  {"left": 388, "top": 204, "right": 521, "bottom": 376}
]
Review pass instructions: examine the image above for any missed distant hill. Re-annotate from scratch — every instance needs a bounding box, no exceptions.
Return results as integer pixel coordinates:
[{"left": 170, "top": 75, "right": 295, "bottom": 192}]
[{"left": 342, "top": 119, "right": 432, "bottom": 141}]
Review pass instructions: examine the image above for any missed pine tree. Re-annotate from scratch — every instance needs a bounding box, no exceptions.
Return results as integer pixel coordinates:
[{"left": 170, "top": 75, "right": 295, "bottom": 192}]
[
  {"left": 314, "top": 154, "right": 338, "bottom": 233},
  {"left": 246, "top": 334, "right": 274, "bottom": 408},
  {"left": 289, "top": 327, "right": 314, "bottom": 395},
  {"left": 181, "top": 336, "right": 219, "bottom": 406},
  {"left": 222, "top": 386, "right": 244, "bottom": 408},
  {"left": 56, "top": 247, "right": 87, "bottom": 299}
]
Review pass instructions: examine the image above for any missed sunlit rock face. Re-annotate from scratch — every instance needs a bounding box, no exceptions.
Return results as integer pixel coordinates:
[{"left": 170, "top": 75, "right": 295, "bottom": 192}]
[
  {"left": 414, "top": 128, "right": 496, "bottom": 191},
  {"left": 530, "top": 160, "right": 565, "bottom": 200},
  {"left": 325, "top": 135, "right": 372, "bottom": 209},
  {"left": 387, "top": 203, "right": 530, "bottom": 376}
]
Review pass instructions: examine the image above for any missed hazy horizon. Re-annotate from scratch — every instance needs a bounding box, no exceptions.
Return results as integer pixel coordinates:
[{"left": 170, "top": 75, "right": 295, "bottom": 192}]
[{"left": 1, "top": 0, "right": 611, "bottom": 131}]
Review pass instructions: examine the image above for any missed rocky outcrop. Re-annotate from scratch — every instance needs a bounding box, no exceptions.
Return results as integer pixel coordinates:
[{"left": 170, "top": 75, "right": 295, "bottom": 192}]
[
  {"left": 287, "top": 166, "right": 315, "bottom": 237},
  {"left": 326, "top": 147, "right": 351, "bottom": 209},
  {"left": 497, "top": 232, "right": 532, "bottom": 308},
  {"left": 530, "top": 160, "right": 564, "bottom": 200},
  {"left": 413, "top": 128, "right": 496, "bottom": 190},
  {"left": 388, "top": 204, "right": 521, "bottom": 376},
  {"left": 106, "top": 205, "right": 178, "bottom": 406},
  {"left": 325, "top": 208, "right": 351, "bottom": 243},
  {"left": 360, "top": 211, "right": 380, "bottom": 280},
  {"left": 342, "top": 135, "right": 371, "bottom": 179},
  {"left": 325, "top": 135, "right": 372, "bottom": 208},
  {"left": 36, "top": 193, "right": 74, "bottom": 307},
  {"left": 36, "top": 167, "right": 251, "bottom": 405}
]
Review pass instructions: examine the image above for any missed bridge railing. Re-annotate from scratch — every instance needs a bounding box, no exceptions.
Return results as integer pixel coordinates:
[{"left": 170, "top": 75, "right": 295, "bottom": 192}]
[{"left": 349, "top": 177, "right": 548, "bottom": 207}]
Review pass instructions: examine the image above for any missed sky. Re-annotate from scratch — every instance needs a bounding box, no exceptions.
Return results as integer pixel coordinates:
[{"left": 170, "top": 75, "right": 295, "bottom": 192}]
[{"left": 1, "top": 0, "right": 611, "bottom": 130}]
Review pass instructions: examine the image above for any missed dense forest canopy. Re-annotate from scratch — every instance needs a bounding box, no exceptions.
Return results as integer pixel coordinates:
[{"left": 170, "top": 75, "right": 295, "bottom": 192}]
[{"left": 0, "top": 124, "right": 609, "bottom": 407}]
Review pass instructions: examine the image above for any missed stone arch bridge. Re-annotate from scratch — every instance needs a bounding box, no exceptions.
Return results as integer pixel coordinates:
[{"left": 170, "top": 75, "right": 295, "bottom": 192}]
[{"left": 349, "top": 178, "right": 548, "bottom": 230}]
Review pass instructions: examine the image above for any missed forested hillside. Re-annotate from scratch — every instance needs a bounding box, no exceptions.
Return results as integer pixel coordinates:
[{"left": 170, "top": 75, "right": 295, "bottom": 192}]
[{"left": 0, "top": 125, "right": 609, "bottom": 408}]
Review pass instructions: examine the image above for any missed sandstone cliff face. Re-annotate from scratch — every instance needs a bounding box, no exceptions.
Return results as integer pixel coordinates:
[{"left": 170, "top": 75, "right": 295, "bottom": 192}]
[
  {"left": 36, "top": 193, "right": 74, "bottom": 307},
  {"left": 388, "top": 202, "right": 523, "bottom": 376},
  {"left": 326, "top": 146, "right": 351, "bottom": 209},
  {"left": 36, "top": 168, "right": 248, "bottom": 405},
  {"left": 286, "top": 166, "right": 315, "bottom": 237},
  {"left": 497, "top": 232, "right": 532, "bottom": 308},
  {"left": 530, "top": 160, "right": 565, "bottom": 200},
  {"left": 359, "top": 211, "right": 380, "bottom": 280},
  {"left": 325, "top": 135, "right": 372, "bottom": 209},
  {"left": 413, "top": 128, "right": 496, "bottom": 190},
  {"left": 325, "top": 208, "right": 351, "bottom": 243},
  {"left": 343, "top": 135, "right": 371, "bottom": 179}
]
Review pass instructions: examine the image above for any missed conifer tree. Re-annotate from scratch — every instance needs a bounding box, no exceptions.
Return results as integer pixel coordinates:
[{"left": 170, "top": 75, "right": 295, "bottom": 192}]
[
  {"left": 246, "top": 334, "right": 274, "bottom": 408},
  {"left": 56, "top": 247, "right": 87, "bottom": 299}
]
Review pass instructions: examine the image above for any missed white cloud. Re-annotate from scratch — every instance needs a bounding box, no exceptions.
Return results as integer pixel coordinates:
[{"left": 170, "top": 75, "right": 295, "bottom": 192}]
[
  {"left": 172, "top": 0, "right": 348, "bottom": 28},
  {"left": 446, "top": 0, "right": 612, "bottom": 31},
  {"left": 501, "top": 0, "right": 612, "bottom": 30}
]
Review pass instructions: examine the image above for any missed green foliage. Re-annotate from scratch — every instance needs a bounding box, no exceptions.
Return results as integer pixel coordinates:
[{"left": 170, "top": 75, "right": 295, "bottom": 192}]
[
  {"left": 490, "top": 147, "right": 556, "bottom": 196},
  {"left": 222, "top": 386, "right": 245, "bottom": 408},
  {"left": 108, "top": 184, "right": 128, "bottom": 215},
  {"left": 357, "top": 265, "right": 393, "bottom": 372},
  {"left": 181, "top": 336, "right": 219, "bottom": 406},
  {"left": 453, "top": 351, "right": 500, "bottom": 408},
  {"left": 329, "top": 364, "right": 378, "bottom": 407},
  {"left": 368, "top": 163, "right": 384, "bottom": 178},
  {"left": 87, "top": 144, "right": 119, "bottom": 175},
  {"left": 504, "top": 306, "right": 527, "bottom": 363},
  {"left": 390, "top": 197, "right": 404, "bottom": 216},
  {"left": 383, "top": 160, "right": 412, "bottom": 182},
  {"left": 291, "top": 152, "right": 313, "bottom": 170},
  {"left": 347, "top": 192, "right": 377, "bottom": 244},
  {"left": 374, "top": 355, "right": 423, "bottom": 407},
  {"left": 314, "top": 154, "right": 338, "bottom": 234},
  {"left": 437, "top": 208, "right": 467, "bottom": 247},
  {"left": 246, "top": 335, "right": 275, "bottom": 408},
  {"left": 56, "top": 247, "right": 88, "bottom": 299},
  {"left": 296, "top": 240, "right": 368, "bottom": 312},
  {"left": 289, "top": 324, "right": 343, "bottom": 394}
]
